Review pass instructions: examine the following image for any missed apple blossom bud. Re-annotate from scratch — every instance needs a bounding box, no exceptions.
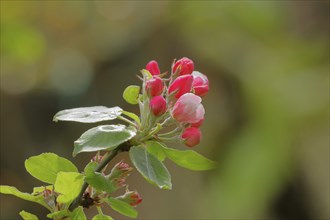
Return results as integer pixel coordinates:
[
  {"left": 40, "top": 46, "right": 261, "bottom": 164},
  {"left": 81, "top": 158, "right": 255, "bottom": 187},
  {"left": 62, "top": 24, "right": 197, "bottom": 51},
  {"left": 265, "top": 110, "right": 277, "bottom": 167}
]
[
  {"left": 173, "top": 57, "right": 194, "bottom": 75},
  {"left": 171, "top": 93, "right": 205, "bottom": 123},
  {"left": 116, "top": 190, "right": 143, "bottom": 207},
  {"left": 146, "top": 60, "right": 160, "bottom": 75},
  {"left": 146, "top": 76, "right": 163, "bottom": 97},
  {"left": 190, "top": 118, "right": 204, "bottom": 127},
  {"left": 108, "top": 161, "right": 133, "bottom": 180},
  {"left": 150, "top": 96, "right": 167, "bottom": 116},
  {"left": 113, "top": 178, "right": 126, "bottom": 189},
  {"left": 192, "top": 71, "right": 209, "bottom": 97},
  {"left": 168, "top": 75, "right": 193, "bottom": 99},
  {"left": 182, "top": 127, "right": 202, "bottom": 147}
]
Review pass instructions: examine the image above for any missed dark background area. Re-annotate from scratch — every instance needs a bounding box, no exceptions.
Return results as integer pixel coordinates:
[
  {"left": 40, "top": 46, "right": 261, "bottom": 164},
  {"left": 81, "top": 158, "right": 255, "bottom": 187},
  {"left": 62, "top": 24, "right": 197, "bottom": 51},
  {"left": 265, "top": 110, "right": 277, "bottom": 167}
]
[{"left": 1, "top": 1, "right": 329, "bottom": 219}]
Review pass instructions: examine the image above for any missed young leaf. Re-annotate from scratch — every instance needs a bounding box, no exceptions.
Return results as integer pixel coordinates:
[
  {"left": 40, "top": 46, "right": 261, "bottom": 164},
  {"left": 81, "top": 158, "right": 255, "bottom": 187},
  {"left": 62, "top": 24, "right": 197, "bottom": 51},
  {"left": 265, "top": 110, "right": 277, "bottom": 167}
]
[
  {"left": 84, "top": 162, "right": 116, "bottom": 193},
  {"left": 54, "top": 172, "right": 84, "bottom": 205},
  {"left": 145, "top": 141, "right": 166, "bottom": 161},
  {"left": 73, "top": 125, "right": 136, "bottom": 156},
  {"left": 71, "top": 206, "right": 86, "bottom": 220},
  {"left": 123, "top": 85, "right": 140, "bottom": 105},
  {"left": 53, "top": 106, "right": 123, "bottom": 123},
  {"left": 162, "top": 147, "right": 217, "bottom": 171},
  {"left": 108, "top": 197, "right": 138, "bottom": 218},
  {"left": 19, "top": 210, "right": 39, "bottom": 220},
  {"left": 32, "top": 185, "right": 53, "bottom": 195},
  {"left": 0, "top": 185, "right": 50, "bottom": 210},
  {"left": 92, "top": 214, "right": 114, "bottom": 220},
  {"left": 129, "top": 146, "right": 172, "bottom": 190},
  {"left": 25, "top": 153, "right": 78, "bottom": 184},
  {"left": 122, "top": 110, "right": 141, "bottom": 126},
  {"left": 46, "top": 210, "right": 70, "bottom": 219}
]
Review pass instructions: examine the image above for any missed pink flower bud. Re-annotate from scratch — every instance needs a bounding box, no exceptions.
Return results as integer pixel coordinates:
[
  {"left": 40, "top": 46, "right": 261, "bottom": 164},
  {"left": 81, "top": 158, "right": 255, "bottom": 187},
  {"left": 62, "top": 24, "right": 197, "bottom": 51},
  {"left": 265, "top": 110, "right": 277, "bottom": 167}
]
[
  {"left": 146, "top": 60, "right": 160, "bottom": 75},
  {"left": 190, "top": 118, "right": 204, "bottom": 127},
  {"left": 181, "top": 127, "right": 202, "bottom": 147},
  {"left": 108, "top": 161, "right": 133, "bottom": 180},
  {"left": 116, "top": 190, "right": 143, "bottom": 207},
  {"left": 171, "top": 93, "right": 205, "bottom": 123},
  {"left": 150, "top": 96, "right": 167, "bottom": 116},
  {"left": 173, "top": 57, "right": 194, "bottom": 75},
  {"left": 168, "top": 75, "right": 193, "bottom": 98},
  {"left": 146, "top": 76, "right": 163, "bottom": 97},
  {"left": 192, "top": 71, "right": 209, "bottom": 97}
]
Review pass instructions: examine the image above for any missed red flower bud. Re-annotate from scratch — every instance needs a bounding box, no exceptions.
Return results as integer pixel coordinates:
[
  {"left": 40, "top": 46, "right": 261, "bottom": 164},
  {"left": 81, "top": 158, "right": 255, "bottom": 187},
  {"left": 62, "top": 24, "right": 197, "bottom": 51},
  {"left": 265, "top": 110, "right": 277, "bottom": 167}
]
[
  {"left": 168, "top": 75, "right": 193, "bottom": 99},
  {"left": 182, "top": 127, "right": 202, "bottom": 147},
  {"left": 190, "top": 118, "right": 204, "bottom": 127},
  {"left": 146, "top": 60, "right": 160, "bottom": 75},
  {"left": 116, "top": 190, "right": 143, "bottom": 207},
  {"left": 146, "top": 76, "right": 163, "bottom": 97},
  {"left": 192, "top": 71, "right": 209, "bottom": 97},
  {"left": 150, "top": 96, "right": 167, "bottom": 116},
  {"left": 173, "top": 57, "right": 194, "bottom": 75},
  {"left": 171, "top": 93, "right": 205, "bottom": 123}
]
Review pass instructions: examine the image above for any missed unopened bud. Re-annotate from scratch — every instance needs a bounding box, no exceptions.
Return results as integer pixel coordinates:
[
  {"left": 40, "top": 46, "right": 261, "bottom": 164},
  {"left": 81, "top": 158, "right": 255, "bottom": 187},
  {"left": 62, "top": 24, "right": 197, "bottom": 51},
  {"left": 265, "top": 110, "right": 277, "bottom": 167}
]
[
  {"left": 192, "top": 71, "right": 209, "bottom": 97},
  {"left": 146, "top": 60, "right": 161, "bottom": 75},
  {"left": 108, "top": 161, "right": 133, "bottom": 180},
  {"left": 150, "top": 96, "right": 167, "bottom": 116},
  {"left": 171, "top": 93, "right": 205, "bottom": 123},
  {"left": 168, "top": 75, "right": 193, "bottom": 99},
  {"left": 173, "top": 57, "right": 194, "bottom": 75},
  {"left": 181, "top": 127, "right": 202, "bottom": 147},
  {"left": 146, "top": 76, "right": 163, "bottom": 97},
  {"left": 116, "top": 190, "right": 142, "bottom": 207}
]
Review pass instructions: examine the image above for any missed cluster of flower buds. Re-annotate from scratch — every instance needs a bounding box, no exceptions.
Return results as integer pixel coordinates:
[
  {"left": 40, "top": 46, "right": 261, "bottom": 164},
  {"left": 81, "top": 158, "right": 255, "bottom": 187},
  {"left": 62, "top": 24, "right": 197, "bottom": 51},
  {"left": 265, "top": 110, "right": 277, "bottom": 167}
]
[
  {"left": 136, "top": 57, "right": 209, "bottom": 147},
  {"left": 107, "top": 161, "right": 133, "bottom": 189}
]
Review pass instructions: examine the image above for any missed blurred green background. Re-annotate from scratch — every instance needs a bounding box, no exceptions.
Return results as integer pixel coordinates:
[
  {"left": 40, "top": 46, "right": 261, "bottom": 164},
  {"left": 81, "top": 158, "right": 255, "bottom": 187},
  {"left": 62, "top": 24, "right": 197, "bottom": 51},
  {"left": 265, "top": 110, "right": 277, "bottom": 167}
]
[{"left": 1, "top": 1, "right": 329, "bottom": 220}]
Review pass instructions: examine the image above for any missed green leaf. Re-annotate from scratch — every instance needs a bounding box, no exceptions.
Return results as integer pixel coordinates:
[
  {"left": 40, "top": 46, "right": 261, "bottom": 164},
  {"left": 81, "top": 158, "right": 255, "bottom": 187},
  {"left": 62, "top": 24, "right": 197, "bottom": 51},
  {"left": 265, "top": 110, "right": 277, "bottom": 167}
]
[
  {"left": 73, "top": 124, "right": 136, "bottom": 157},
  {"left": 71, "top": 206, "right": 86, "bottom": 220},
  {"left": 0, "top": 185, "right": 50, "bottom": 210},
  {"left": 93, "top": 214, "right": 113, "bottom": 220},
  {"left": 122, "top": 110, "right": 141, "bottom": 126},
  {"left": 84, "top": 162, "right": 116, "bottom": 193},
  {"left": 53, "top": 106, "right": 122, "bottom": 123},
  {"left": 25, "top": 153, "right": 78, "bottom": 184},
  {"left": 129, "top": 146, "right": 171, "bottom": 190},
  {"left": 123, "top": 85, "right": 140, "bottom": 105},
  {"left": 32, "top": 185, "right": 53, "bottom": 195},
  {"left": 19, "top": 210, "right": 39, "bottom": 220},
  {"left": 162, "top": 147, "right": 217, "bottom": 171},
  {"left": 46, "top": 210, "right": 70, "bottom": 219},
  {"left": 108, "top": 197, "right": 138, "bottom": 218},
  {"left": 145, "top": 141, "right": 166, "bottom": 161},
  {"left": 54, "top": 172, "right": 84, "bottom": 205}
]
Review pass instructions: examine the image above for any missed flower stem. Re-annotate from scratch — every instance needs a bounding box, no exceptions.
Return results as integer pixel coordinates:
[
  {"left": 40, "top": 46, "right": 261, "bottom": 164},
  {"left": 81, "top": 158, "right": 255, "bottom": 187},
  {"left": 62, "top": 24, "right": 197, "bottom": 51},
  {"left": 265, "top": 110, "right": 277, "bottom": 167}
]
[
  {"left": 157, "top": 127, "right": 181, "bottom": 137},
  {"left": 117, "top": 115, "right": 137, "bottom": 127},
  {"left": 69, "top": 142, "right": 131, "bottom": 211}
]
